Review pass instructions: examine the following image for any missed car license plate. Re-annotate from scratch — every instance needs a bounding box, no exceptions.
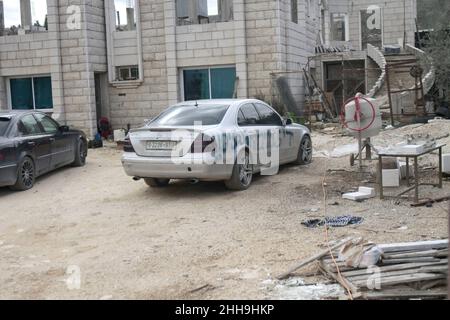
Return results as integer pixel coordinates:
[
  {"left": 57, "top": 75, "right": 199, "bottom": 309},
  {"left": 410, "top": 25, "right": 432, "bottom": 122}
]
[{"left": 146, "top": 140, "right": 177, "bottom": 150}]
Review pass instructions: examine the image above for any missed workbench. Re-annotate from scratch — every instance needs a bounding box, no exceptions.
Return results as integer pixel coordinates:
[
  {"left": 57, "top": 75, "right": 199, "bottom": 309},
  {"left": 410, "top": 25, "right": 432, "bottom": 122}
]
[{"left": 378, "top": 144, "right": 446, "bottom": 204}]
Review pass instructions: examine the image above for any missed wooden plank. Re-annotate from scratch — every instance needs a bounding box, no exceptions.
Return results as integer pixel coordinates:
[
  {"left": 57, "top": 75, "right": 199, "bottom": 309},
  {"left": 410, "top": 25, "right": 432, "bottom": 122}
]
[
  {"left": 419, "top": 265, "right": 448, "bottom": 274},
  {"left": 411, "top": 195, "right": 450, "bottom": 207},
  {"left": 340, "top": 260, "right": 448, "bottom": 278},
  {"left": 318, "top": 262, "right": 360, "bottom": 298},
  {"left": 378, "top": 240, "right": 448, "bottom": 253},
  {"left": 383, "top": 249, "right": 438, "bottom": 259},
  {"left": 381, "top": 257, "right": 441, "bottom": 264},
  {"left": 361, "top": 289, "right": 447, "bottom": 300},
  {"left": 276, "top": 238, "right": 353, "bottom": 280},
  {"left": 353, "top": 273, "right": 446, "bottom": 287},
  {"left": 347, "top": 268, "right": 425, "bottom": 282}
]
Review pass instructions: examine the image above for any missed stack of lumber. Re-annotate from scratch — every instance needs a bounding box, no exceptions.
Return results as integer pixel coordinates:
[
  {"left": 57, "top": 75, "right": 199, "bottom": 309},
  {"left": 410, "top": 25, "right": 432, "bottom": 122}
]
[{"left": 319, "top": 239, "right": 448, "bottom": 300}]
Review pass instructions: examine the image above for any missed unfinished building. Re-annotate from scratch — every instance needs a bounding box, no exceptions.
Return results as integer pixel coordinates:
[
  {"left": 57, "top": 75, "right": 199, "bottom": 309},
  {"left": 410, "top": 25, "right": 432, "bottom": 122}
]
[{"left": 0, "top": 0, "right": 434, "bottom": 137}]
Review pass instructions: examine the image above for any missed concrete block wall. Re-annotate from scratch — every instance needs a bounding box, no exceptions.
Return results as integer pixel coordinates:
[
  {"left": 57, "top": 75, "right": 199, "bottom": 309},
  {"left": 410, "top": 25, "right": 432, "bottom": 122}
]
[
  {"left": 57, "top": 0, "right": 106, "bottom": 137},
  {"left": 244, "top": 0, "right": 282, "bottom": 100},
  {"left": 106, "top": 0, "right": 169, "bottom": 129},
  {"left": 0, "top": 0, "right": 107, "bottom": 137},
  {"left": 347, "top": 0, "right": 417, "bottom": 50}
]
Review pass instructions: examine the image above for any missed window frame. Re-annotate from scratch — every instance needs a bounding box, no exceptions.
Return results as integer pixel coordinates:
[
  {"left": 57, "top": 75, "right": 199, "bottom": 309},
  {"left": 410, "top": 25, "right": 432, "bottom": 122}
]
[
  {"left": 291, "top": 0, "right": 298, "bottom": 24},
  {"left": 330, "top": 12, "right": 350, "bottom": 42},
  {"left": 116, "top": 65, "right": 140, "bottom": 81},
  {"left": 7, "top": 74, "right": 53, "bottom": 111},
  {"left": 180, "top": 65, "right": 236, "bottom": 101}
]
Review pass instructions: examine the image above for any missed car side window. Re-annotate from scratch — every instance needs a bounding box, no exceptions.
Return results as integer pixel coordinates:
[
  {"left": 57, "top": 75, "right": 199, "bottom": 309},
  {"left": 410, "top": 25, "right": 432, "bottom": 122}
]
[
  {"left": 34, "top": 114, "right": 59, "bottom": 134},
  {"left": 254, "top": 103, "right": 283, "bottom": 126},
  {"left": 20, "top": 115, "right": 43, "bottom": 135},
  {"left": 239, "top": 104, "right": 260, "bottom": 126}
]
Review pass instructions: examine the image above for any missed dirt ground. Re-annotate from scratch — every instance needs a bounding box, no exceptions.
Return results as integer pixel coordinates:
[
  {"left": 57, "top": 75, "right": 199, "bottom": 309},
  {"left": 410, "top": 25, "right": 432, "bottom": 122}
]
[{"left": 0, "top": 130, "right": 448, "bottom": 299}]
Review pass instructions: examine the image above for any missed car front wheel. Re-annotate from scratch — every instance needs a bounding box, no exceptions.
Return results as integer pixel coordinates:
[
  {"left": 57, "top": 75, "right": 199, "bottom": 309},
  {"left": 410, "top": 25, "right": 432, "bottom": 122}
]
[
  {"left": 10, "top": 157, "right": 35, "bottom": 191},
  {"left": 72, "top": 139, "right": 87, "bottom": 167},
  {"left": 294, "top": 135, "right": 312, "bottom": 165}
]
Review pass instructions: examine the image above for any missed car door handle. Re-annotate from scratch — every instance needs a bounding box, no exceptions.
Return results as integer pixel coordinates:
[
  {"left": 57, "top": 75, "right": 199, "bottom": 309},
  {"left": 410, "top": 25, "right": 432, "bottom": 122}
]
[
  {"left": 27, "top": 141, "right": 36, "bottom": 147},
  {"left": 49, "top": 138, "right": 56, "bottom": 142}
]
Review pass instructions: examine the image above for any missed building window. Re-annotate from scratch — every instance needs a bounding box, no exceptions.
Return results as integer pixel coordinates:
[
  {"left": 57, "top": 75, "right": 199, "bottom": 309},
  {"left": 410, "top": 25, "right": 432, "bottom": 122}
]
[
  {"left": 0, "top": 0, "right": 48, "bottom": 36},
  {"left": 10, "top": 76, "right": 53, "bottom": 110},
  {"left": 330, "top": 13, "right": 348, "bottom": 41},
  {"left": 291, "top": 0, "right": 298, "bottom": 23},
  {"left": 176, "top": 0, "right": 233, "bottom": 25},
  {"left": 116, "top": 66, "right": 139, "bottom": 81},
  {"left": 114, "top": 0, "right": 136, "bottom": 31},
  {"left": 183, "top": 66, "right": 236, "bottom": 101}
]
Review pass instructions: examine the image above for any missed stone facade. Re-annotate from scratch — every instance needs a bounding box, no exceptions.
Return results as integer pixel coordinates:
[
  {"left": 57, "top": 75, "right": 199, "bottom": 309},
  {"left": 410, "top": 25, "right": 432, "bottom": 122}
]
[{"left": 0, "top": 0, "right": 419, "bottom": 137}]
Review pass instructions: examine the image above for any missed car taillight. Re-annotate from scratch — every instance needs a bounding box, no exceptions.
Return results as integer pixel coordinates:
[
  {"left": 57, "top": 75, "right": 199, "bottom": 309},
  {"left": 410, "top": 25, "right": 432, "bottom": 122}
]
[
  {"left": 123, "top": 136, "right": 135, "bottom": 153},
  {"left": 0, "top": 152, "right": 4, "bottom": 161},
  {"left": 190, "top": 134, "right": 216, "bottom": 154}
]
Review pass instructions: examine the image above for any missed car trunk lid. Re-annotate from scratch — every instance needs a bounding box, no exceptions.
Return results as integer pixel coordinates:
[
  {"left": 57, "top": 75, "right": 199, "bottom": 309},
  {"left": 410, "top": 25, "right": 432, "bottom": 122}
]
[{"left": 130, "top": 125, "right": 217, "bottom": 157}]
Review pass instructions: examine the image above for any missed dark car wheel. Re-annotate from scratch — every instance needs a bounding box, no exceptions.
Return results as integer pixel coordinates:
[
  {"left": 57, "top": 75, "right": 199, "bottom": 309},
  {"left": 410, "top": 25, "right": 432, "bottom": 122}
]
[
  {"left": 224, "top": 151, "right": 253, "bottom": 191},
  {"left": 144, "top": 178, "right": 170, "bottom": 188},
  {"left": 72, "top": 139, "right": 87, "bottom": 167},
  {"left": 10, "top": 157, "right": 35, "bottom": 191},
  {"left": 294, "top": 135, "right": 312, "bottom": 165}
]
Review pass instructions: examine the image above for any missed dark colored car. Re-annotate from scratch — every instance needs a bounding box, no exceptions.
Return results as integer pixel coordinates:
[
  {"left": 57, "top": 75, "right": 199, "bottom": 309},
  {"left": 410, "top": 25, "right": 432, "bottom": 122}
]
[{"left": 0, "top": 111, "right": 88, "bottom": 191}]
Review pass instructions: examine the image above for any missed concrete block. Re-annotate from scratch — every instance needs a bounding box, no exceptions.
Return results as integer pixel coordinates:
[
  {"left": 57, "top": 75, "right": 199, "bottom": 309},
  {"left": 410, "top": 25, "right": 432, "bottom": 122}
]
[
  {"left": 343, "top": 187, "right": 376, "bottom": 201},
  {"left": 443, "top": 154, "right": 450, "bottom": 173},
  {"left": 383, "top": 169, "right": 400, "bottom": 187},
  {"left": 397, "top": 159, "right": 415, "bottom": 179}
]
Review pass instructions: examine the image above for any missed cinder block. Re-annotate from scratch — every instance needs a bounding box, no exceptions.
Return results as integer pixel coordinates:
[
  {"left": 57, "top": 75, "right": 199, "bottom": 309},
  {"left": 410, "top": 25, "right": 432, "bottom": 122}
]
[
  {"left": 443, "top": 154, "right": 450, "bottom": 173},
  {"left": 397, "top": 159, "right": 415, "bottom": 179},
  {"left": 343, "top": 187, "right": 376, "bottom": 201},
  {"left": 383, "top": 169, "right": 400, "bottom": 187}
]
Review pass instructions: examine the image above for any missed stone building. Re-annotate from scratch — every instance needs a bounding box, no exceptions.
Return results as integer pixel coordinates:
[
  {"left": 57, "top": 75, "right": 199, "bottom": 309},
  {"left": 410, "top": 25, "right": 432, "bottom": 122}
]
[{"left": 0, "top": 0, "right": 419, "bottom": 137}]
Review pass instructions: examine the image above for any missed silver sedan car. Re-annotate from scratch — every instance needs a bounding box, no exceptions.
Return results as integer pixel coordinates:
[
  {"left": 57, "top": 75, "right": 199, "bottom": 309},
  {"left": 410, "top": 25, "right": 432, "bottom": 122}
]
[{"left": 121, "top": 99, "right": 312, "bottom": 190}]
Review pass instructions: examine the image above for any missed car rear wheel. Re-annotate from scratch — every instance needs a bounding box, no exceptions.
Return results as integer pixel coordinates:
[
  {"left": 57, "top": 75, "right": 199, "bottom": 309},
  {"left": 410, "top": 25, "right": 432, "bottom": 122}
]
[
  {"left": 294, "top": 135, "right": 312, "bottom": 165},
  {"left": 144, "top": 178, "right": 170, "bottom": 188},
  {"left": 10, "top": 157, "right": 35, "bottom": 191},
  {"left": 224, "top": 151, "right": 253, "bottom": 191},
  {"left": 72, "top": 139, "right": 87, "bottom": 167}
]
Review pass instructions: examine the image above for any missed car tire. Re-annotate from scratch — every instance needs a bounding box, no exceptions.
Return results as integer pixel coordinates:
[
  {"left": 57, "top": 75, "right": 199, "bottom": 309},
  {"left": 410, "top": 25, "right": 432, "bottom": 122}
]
[
  {"left": 144, "top": 178, "right": 170, "bottom": 188},
  {"left": 72, "top": 138, "right": 87, "bottom": 167},
  {"left": 10, "top": 157, "right": 35, "bottom": 191},
  {"left": 294, "top": 135, "right": 312, "bottom": 165},
  {"left": 224, "top": 151, "right": 253, "bottom": 191}
]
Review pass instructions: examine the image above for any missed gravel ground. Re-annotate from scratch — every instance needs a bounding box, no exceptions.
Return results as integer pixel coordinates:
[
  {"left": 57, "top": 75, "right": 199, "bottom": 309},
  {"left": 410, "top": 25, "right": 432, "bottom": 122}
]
[{"left": 0, "top": 137, "right": 448, "bottom": 300}]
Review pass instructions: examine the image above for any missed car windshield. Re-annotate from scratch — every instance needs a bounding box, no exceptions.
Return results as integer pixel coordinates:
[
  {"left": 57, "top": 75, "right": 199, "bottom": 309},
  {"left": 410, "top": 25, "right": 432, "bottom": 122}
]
[
  {"left": 0, "top": 117, "right": 11, "bottom": 136},
  {"left": 150, "top": 104, "right": 229, "bottom": 126}
]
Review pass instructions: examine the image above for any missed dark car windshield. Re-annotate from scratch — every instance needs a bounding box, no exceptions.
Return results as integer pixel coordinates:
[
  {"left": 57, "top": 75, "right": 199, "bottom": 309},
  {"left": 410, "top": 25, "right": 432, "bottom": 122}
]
[
  {"left": 150, "top": 104, "right": 229, "bottom": 126},
  {"left": 0, "top": 117, "right": 11, "bottom": 136}
]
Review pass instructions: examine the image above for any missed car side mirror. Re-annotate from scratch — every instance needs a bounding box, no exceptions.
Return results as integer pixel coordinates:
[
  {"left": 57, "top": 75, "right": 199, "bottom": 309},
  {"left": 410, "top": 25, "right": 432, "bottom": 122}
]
[
  {"left": 284, "top": 118, "right": 293, "bottom": 126},
  {"left": 60, "top": 125, "right": 70, "bottom": 132}
]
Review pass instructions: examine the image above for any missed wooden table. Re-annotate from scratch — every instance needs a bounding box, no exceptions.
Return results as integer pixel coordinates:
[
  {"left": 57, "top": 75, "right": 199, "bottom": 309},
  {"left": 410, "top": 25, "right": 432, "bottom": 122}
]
[{"left": 378, "top": 144, "right": 446, "bottom": 204}]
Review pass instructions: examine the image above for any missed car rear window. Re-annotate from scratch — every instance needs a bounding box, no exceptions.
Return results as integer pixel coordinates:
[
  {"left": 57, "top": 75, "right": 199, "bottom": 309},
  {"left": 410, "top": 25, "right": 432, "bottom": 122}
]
[
  {"left": 0, "top": 118, "right": 11, "bottom": 136},
  {"left": 151, "top": 104, "right": 229, "bottom": 126}
]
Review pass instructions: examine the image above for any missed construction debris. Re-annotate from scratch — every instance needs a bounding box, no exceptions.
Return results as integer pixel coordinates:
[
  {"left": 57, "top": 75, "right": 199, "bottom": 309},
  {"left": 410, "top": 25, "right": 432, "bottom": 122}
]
[
  {"left": 318, "top": 239, "right": 448, "bottom": 300},
  {"left": 342, "top": 187, "right": 375, "bottom": 201},
  {"left": 277, "top": 238, "right": 448, "bottom": 299}
]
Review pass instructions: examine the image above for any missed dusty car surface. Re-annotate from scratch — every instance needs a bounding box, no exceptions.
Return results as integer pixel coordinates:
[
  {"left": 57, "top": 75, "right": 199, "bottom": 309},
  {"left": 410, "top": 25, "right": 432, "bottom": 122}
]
[
  {"left": 121, "top": 99, "right": 312, "bottom": 190},
  {"left": 0, "top": 111, "right": 88, "bottom": 191}
]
